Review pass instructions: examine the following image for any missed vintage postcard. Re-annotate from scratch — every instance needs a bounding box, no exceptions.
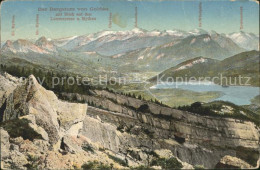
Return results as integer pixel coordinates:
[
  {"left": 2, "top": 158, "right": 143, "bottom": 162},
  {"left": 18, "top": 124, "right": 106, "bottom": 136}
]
[{"left": 0, "top": 0, "right": 259, "bottom": 169}]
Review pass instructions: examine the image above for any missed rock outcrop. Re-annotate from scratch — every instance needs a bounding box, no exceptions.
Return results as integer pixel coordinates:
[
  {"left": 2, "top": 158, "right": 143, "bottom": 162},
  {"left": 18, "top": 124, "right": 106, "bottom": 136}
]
[
  {"left": 1, "top": 74, "right": 87, "bottom": 145},
  {"left": 0, "top": 73, "right": 186, "bottom": 169},
  {"left": 0, "top": 73, "right": 259, "bottom": 169},
  {"left": 0, "top": 73, "right": 20, "bottom": 121},
  {"left": 0, "top": 74, "right": 96, "bottom": 169},
  {"left": 62, "top": 90, "right": 260, "bottom": 169}
]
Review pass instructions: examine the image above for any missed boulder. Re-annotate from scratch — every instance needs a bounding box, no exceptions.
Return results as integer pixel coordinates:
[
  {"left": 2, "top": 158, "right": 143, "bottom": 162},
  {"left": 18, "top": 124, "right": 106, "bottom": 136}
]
[
  {"left": 215, "top": 155, "right": 253, "bottom": 169},
  {"left": 0, "top": 74, "right": 87, "bottom": 145}
]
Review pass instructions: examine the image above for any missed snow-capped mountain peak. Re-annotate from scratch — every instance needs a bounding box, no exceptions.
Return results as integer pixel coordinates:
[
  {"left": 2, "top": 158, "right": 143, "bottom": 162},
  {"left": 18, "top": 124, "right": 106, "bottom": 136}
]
[
  {"left": 227, "top": 31, "right": 259, "bottom": 50},
  {"left": 1, "top": 29, "right": 258, "bottom": 57},
  {"left": 131, "top": 27, "right": 147, "bottom": 34},
  {"left": 189, "top": 28, "right": 208, "bottom": 35},
  {"left": 95, "top": 30, "right": 116, "bottom": 38},
  {"left": 52, "top": 36, "right": 78, "bottom": 47},
  {"left": 165, "top": 29, "right": 188, "bottom": 37}
]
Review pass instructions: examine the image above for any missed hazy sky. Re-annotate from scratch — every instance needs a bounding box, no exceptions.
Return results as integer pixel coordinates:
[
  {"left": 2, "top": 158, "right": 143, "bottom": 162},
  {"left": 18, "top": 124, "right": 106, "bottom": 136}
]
[{"left": 1, "top": 0, "right": 259, "bottom": 42}]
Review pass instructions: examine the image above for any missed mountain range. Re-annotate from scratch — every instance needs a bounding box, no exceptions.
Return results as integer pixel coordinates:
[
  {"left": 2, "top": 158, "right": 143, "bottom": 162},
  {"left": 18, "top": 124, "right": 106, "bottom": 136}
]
[
  {"left": 0, "top": 28, "right": 259, "bottom": 73},
  {"left": 1, "top": 28, "right": 258, "bottom": 55},
  {"left": 1, "top": 37, "right": 57, "bottom": 54}
]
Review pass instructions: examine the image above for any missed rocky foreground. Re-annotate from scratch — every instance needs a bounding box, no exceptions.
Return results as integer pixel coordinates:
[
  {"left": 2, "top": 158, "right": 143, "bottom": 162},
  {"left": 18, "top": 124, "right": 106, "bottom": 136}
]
[{"left": 0, "top": 73, "right": 259, "bottom": 169}]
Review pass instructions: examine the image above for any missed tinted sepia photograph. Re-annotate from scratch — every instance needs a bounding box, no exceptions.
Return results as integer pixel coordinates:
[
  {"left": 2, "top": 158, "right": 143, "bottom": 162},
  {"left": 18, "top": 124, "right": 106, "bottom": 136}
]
[{"left": 0, "top": 0, "right": 259, "bottom": 169}]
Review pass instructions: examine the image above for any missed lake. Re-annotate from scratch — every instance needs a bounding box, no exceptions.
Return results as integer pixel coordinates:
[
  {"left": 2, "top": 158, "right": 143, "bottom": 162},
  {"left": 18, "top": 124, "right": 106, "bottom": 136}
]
[{"left": 150, "top": 82, "right": 260, "bottom": 105}]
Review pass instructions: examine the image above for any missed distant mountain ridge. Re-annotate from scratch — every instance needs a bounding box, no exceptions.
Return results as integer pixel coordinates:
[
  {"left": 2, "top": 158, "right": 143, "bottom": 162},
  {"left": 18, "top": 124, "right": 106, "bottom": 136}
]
[
  {"left": 53, "top": 28, "right": 258, "bottom": 54},
  {"left": 151, "top": 50, "right": 260, "bottom": 86},
  {"left": 55, "top": 28, "right": 190, "bottom": 55},
  {"left": 1, "top": 37, "right": 56, "bottom": 54},
  {"left": 1, "top": 29, "right": 258, "bottom": 74},
  {"left": 1, "top": 29, "right": 258, "bottom": 56}
]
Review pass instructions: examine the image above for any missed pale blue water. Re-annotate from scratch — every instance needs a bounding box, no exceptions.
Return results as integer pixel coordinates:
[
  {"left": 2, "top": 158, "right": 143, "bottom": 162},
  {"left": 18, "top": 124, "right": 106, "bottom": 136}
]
[{"left": 150, "top": 82, "right": 260, "bottom": 105}]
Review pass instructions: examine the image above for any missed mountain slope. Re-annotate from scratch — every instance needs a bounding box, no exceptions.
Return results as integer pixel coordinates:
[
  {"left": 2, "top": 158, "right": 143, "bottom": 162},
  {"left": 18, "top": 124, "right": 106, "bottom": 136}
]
[
  {"left": 153, "top": 57, "right": 220, "bottom": 80},
  {"left": 210, "top": 32, "right": 245, "bottom": 54},
  {"left": 163, "top": 34, "right": 238, "bottom": 59},
  {"left": 151, "top": 50, "right": 260, "bottom": 86},
  {"left": 113, "top": 34, "right": 245, "bottom": 72}
]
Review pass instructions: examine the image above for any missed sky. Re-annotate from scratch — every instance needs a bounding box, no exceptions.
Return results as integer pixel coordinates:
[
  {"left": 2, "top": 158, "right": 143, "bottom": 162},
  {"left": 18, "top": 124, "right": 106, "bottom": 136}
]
[{"left": 1, "top": 0, "right": 259, "bottom": 42}]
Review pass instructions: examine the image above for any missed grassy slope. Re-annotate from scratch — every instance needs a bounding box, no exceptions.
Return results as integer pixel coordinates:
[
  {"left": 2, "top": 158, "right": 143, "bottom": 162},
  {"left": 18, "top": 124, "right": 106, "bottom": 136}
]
[
  {"left": 178, "top": 101, "right": 260, "bottom": 126},
  {"left": 151, "top": 50, "right": 259, "bottom": 86}
]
